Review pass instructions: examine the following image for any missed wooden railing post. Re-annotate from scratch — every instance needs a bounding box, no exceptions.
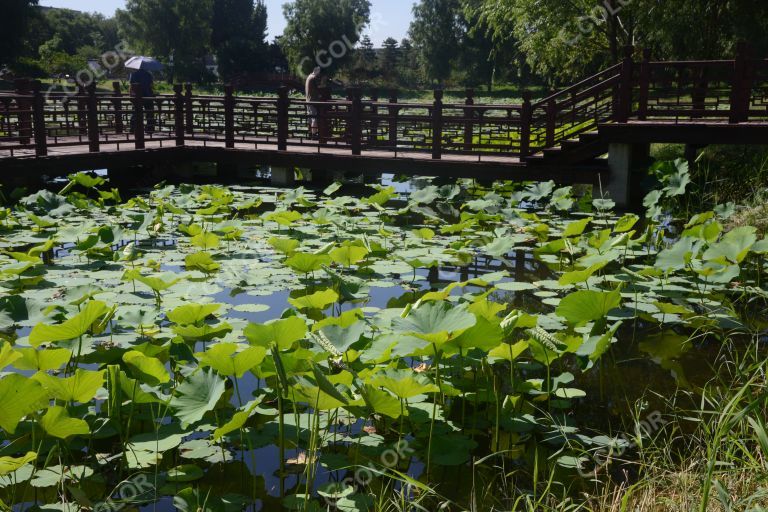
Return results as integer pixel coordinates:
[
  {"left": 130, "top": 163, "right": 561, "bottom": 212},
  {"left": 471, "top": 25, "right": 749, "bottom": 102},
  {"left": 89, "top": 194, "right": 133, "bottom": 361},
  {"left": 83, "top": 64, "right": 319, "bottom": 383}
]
[
  {"left": 637, "top": 48, "right": 651, "bottom": 121},
  {"left": 369, "top": 89, "right": 379, "bottom": 146},
  {"left": 729, "top": 43, "right": 752, "bottom": 124},
  {"left": 30, "top": 81, "right": 47, "bottom": 157},
  {"left": 184, "top": 83, "right": 194, "bottom": 135},
  {"left": 348, "top": 87, "right": 362, "bottom": 155},
  {"left": 432, "top": 89, "right": 443, "bottom": 160},
  {"left": 520, "top": 91, "right": 532, "bottom": 158},
  {"left": 76, "top": 84, "right": 88, "bottom": 135},
  {"left": 277, "top": 86, "right": 289, "bottom": 151},
  {"left": 463, "top": 88, "right": 474, "bottom": 151},
  {"left": 130, "top": 83, "right": 145, "bottom": 149},
  {"left": 616, "top": 45, "right": 634, "bottom": 122},
  {"left": 545, "top": 91, "right": 556, "bottom": 147},
  {"left": 112, "top": 81, "right": 124, "bottom": 134},
  {"left": 388, "top": 89, "right": 399, "bottom": 149},
  {"left": 86, "top": 82, "right": 100, "bottom": 152},
  {"left": 173, "top": 84, "right": 185, "bottom": 146},
  {"left": 224, "top": 84, "right": 235, "bottom": 148},
  {"left": 14, "top": 79, "right": 32, "bottom": 145}
]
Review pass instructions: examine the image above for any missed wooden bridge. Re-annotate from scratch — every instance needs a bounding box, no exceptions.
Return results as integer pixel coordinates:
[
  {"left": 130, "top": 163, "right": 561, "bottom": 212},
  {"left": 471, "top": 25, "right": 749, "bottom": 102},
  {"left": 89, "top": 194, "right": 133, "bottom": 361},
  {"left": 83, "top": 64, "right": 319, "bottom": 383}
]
[{"left": 1, "top": 47, "right": 767, "bottom": 206}]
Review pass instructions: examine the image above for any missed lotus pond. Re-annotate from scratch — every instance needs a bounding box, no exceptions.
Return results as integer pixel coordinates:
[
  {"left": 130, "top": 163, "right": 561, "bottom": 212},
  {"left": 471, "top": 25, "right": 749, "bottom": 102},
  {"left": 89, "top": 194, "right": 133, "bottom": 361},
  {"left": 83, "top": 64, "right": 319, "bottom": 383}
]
[{"left": 0, "top": 166, "right": 766, "bottom": 511}]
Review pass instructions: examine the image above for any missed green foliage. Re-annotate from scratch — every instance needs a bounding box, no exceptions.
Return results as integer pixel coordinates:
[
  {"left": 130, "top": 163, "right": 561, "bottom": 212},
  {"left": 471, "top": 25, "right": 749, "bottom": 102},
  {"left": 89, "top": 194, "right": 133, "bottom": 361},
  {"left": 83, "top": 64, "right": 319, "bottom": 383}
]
[{"left": 281, "top": 0, "right": 371, "bottom": 74}]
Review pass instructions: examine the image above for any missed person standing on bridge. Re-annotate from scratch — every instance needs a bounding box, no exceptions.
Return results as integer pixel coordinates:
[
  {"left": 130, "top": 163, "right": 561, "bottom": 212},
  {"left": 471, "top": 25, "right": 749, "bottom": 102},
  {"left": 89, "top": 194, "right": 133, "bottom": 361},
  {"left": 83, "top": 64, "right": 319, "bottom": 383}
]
[
  {"left": 305, "top": 67, "right": 323, "bottom": 139},
  {"left": 129, "top": 68, "right": 155, "bottom": 133}
]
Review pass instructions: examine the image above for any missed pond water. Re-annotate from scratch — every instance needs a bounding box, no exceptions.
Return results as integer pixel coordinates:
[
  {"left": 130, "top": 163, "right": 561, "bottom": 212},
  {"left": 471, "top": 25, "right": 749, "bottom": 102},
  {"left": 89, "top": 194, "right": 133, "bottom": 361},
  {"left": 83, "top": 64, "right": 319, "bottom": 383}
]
[{"left": 0, "top": 172, "right": 765, "bottom": 511}]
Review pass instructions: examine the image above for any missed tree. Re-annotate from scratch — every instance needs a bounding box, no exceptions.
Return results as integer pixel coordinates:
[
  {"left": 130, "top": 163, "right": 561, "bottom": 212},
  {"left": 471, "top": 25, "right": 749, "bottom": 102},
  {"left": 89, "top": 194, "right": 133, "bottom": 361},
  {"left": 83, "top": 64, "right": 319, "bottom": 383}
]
[
  {"left": 350, "top": 34, "right": 377, "bottom": 81},
  {"left": 1, "top": 0, "right": 38, "bottom": 68},
  {"left": 470, "top": 0, "right": 768, "bottom": 84},
  {"left": 380, "top": 37, "right": 399, "bottom": 81},
  {"left": 281, "top": 0, "right": 371, "bottom": 76},
  {"left": 211, "top": 0, "right": 270, "bottom": 79},
  {"left": 117, "top": 0, "right": 215, "bottom": 81},
  {"left": 408, "top": 0, "right": 463, "bottom": 84}
]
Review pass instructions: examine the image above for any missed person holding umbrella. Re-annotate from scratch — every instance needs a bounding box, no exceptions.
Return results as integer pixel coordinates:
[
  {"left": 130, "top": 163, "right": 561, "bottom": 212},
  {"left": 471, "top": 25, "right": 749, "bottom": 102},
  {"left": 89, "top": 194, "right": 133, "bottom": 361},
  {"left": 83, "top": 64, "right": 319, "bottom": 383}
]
[{"left": 125, "top": 56, "right": 163, "bottom": 134}]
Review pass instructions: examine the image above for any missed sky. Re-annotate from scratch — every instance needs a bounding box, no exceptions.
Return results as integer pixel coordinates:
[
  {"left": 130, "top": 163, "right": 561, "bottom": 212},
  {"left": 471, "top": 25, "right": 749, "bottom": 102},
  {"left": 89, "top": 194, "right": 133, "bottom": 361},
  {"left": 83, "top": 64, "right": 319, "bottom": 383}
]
[{"left": 38, "top": 0, "right": 414, "bottom": 46}]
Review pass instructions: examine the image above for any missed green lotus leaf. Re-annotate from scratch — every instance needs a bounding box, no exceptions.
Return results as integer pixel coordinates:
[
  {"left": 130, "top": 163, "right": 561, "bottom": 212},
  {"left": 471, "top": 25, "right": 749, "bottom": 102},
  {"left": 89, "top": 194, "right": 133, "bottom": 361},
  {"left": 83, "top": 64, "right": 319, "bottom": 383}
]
[
  {"left": 190, "top": 232, "right": 220, "bottom": 250},
  {"left": 655, "top": 238, "right": 702, "bottom": 272},
  {"left": 123, "top": 351, "right": 170, "bottom": 386},
  {"left": 0, "top": 374, "right": 49, "bottom": 434},
  {"left": 185, "top": 251, "right": 221, "bottom": 273},
  {"left": 556, "top": 289, "right": 621, "bottom": 325},
  {"left": 13, "top": 347, "right": 71, "bottom": 371},
  {"left": 291, "top": 376, "right": 348, "bottom": 410},
  {"left": 562, "top": 217, "right": 592, "bottom": 238},
  {"left": 488, "top": 340, "right": 530, "bottom": 362},
  {"left": 213, "top": 399, "right": 263, "bottom": 441},
  {"left": 0, "top": 452, "right": 36, "bottom": 477},
  {"left": 29, "top": 465, "right": 93, "bottom": 488},
  {"left": 329, "top": 245, "right": 369, "bottom": 266},
  {"left": 369, "top": 369, "right": 439, "bottom": 399},
  {"left": 0, "top": 343, "right": 21, "bottom": 371},
  {"left": 196, "top": 343, "right": 266, "bottom": 378},
  {"left": 268, "top": 237, "right": 300, "bottom": 255},
  {"left": 393, "top": 301, "right": 476, "bottom": 345},
  {"left": 266, "top": 210, "right": 302, "bottom": 227},
  {"left": 703, "top": 226, "right": 757, "bottom": 265},
  {"left": 122, "top": 270, "right": 181, "bottom": 292},
  {"left": 558, "top": 262, "right": 607, "bottom": 286},
  {"left": 244, "top": 316, "right": 307, "bottom": 350},
  {"left": 284, "top": 252, "right": 331, "bottom": 274},
  {"left": 32, "top": 369, "right": 105, "bottom": 403},
  {"left": 172, "top": 322, "right": 233, "bottom": 342},
  {"left": 167, "top": 464, "right": 205, "bottom": 483},
  {"left": 171, "top": 369, "right": 226, "bottom": 426},
  {"left": 28, "top": 301, "right": 109, "bottom": 347},
  {"left": 288, "top": 289, "right": 339, "bottom": 310},
  {"left": 445, "top": 315, "right": 503, "bottom": 352},
  {"left": 575, "top": 321, "right": 623, "bottom": 362},
  {"left": 39, "top": 405, "right": 90, "bottom": 439},
  {"left": 167, "top": 303, "right": 222, "bottom": 325}
]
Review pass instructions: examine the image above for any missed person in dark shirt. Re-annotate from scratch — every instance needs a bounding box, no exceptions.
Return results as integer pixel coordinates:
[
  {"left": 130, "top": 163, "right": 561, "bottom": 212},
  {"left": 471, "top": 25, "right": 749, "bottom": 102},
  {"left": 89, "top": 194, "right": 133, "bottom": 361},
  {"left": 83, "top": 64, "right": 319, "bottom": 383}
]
[{"left": 129, "top": 69, "right": 156, "bottom": 133}]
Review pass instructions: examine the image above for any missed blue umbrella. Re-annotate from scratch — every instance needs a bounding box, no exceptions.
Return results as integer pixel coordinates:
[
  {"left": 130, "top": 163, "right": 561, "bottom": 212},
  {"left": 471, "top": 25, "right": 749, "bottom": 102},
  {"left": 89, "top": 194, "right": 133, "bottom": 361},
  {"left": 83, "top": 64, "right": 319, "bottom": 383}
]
[{"left": 124, "top": 56, "right": 164, "bottom": 72}]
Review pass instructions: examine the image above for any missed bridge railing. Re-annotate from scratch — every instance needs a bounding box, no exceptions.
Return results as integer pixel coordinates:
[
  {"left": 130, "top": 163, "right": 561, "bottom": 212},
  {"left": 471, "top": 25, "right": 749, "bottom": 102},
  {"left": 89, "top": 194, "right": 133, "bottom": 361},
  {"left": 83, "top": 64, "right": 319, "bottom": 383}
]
[
  {"left": 2, "top": 49, "right": 768, "bottom": 162},
  {"left": 529, "top": 63, "right": 623, "bottom": 154}
]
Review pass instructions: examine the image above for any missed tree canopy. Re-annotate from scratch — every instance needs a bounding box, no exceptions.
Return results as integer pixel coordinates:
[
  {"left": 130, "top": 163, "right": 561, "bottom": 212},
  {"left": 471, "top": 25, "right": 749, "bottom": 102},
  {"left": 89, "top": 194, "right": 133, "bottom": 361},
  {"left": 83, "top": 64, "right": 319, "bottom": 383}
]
[
  {"left": 1, "top": 0, "right": 39, "bottom": 68},
  {"left": 117, "top": 0, "right": 215, "bottom": 81},
  {"left": 211, "top": 0, "right": 270, "bottom": 79},
  {"left": 281, "top": 0, "right": 371, "bottom": 75}
]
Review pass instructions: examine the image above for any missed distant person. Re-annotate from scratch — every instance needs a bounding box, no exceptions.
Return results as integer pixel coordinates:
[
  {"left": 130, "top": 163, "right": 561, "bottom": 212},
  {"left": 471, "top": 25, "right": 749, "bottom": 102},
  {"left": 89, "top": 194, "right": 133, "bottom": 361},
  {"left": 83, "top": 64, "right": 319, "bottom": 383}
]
[
  {"left": 129, "top": 68, "right": 156, "bottom": 133},
  {"left": 305, "top": 67, "right": 322, "bottom": 138}
]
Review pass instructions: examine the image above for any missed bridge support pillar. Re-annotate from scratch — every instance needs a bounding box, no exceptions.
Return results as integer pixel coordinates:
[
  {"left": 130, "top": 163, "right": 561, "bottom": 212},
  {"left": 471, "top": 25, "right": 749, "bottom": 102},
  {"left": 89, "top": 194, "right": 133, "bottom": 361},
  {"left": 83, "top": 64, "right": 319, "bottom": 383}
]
[
  {"left": 270, "top": 166, "right": 295, "bottom": 186},
  {"left": 606, "top": 143, "right": 650, "bottom": 210}
]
